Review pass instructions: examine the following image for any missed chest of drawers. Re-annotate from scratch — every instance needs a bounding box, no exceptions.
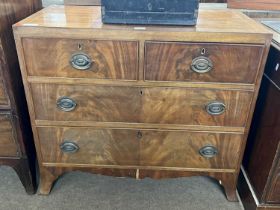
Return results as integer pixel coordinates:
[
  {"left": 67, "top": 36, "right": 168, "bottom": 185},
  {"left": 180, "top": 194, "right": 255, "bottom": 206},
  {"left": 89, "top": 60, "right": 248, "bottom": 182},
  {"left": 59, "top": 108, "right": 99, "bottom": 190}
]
[{"left": 13, "top": 5, "right": 272, "bottom": 200}]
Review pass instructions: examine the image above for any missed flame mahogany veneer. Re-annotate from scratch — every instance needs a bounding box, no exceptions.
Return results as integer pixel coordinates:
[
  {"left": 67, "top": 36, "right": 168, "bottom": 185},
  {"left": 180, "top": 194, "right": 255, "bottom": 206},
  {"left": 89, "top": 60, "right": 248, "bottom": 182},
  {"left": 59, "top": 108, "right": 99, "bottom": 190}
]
[{"left": 13, "top": 5, "right": 272, "bottom": 200}]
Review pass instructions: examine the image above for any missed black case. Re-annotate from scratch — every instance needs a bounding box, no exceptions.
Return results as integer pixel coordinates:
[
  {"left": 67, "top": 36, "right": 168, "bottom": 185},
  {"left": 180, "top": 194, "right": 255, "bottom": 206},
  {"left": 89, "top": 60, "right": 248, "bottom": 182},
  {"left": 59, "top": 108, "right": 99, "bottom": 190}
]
[{"left": 101, "top": 0, "right": 199, "bottom": 26}]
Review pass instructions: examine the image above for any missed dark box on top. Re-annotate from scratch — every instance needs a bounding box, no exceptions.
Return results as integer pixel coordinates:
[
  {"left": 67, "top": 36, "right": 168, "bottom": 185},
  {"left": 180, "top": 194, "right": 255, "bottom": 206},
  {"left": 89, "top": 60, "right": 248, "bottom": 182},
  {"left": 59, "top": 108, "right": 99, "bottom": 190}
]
[{"left": 101, "top": 0, "right": 199, "bottom": 26}]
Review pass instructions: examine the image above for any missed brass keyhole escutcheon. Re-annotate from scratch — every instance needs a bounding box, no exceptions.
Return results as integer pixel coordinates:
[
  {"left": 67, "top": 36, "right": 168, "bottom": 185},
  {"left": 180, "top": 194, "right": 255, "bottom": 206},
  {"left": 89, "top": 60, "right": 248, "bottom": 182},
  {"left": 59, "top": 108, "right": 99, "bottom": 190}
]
[{"left": 137, "top": 131, "right": 143, "bottom": 139}]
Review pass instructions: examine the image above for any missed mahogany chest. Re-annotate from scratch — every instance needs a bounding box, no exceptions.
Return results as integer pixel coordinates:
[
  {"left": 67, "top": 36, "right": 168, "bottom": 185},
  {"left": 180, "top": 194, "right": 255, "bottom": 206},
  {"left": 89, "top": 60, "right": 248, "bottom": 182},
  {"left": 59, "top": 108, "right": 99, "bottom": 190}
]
[{"left": 13, "top": 5, "right": 272, "bottom": 200}]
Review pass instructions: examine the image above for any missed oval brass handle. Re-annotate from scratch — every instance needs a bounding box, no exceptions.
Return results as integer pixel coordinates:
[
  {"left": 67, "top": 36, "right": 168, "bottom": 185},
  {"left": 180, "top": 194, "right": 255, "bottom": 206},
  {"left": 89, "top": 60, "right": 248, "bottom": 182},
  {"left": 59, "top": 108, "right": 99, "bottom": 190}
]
[
  {"left": 199, "top": 146, "right": 218, "bottom": 158},
  {"left": 206, "top": 101, "right": 226, "bottom": 115},
  {"left": 60, "top": 141, "right": 79, "bottom": 154},
  {"left": 191, "top": 56, "right": 213, "bottom": 73},
  {"left": 70, "top": 53, "right": 92, "bottom": 70},
  {"left": 57, "top": 97, "right": 77, "bottom": 112}
]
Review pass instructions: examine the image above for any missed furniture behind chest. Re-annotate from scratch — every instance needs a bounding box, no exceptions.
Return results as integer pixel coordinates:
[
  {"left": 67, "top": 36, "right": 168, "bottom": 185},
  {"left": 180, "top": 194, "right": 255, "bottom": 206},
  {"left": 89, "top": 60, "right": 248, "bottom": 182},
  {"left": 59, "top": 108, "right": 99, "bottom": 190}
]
[
  {"left": 238, "top": 41, "right": 280, "bottom": 209},
  {"left": 13, "top": 5, "right": 272, "bottom": 200},
  {"left": 228, "top": 0, "right": 280, "bottom": 10},
  {"left": 0, "top": 0, "right": 42, "bottom": 194}
]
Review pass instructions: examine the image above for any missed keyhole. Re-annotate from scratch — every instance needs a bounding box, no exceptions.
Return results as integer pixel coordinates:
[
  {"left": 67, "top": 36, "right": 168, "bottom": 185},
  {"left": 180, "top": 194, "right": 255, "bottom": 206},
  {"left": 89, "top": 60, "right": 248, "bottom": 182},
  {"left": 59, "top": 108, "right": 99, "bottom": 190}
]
[
  {"left": 78, "top": 43, "right": 83, "bottom": 50},
  {"left": 201, "top": 48, "right": 206, "bottom": 55},
  {"left": 147, "top": 3, "right": 153, "bottom": 11},
  {"left": 140, "top": 90, "right": 143, "bottom": 95},
  {"left": 137, "top": 131, "right": 142, "bottom": 139}
]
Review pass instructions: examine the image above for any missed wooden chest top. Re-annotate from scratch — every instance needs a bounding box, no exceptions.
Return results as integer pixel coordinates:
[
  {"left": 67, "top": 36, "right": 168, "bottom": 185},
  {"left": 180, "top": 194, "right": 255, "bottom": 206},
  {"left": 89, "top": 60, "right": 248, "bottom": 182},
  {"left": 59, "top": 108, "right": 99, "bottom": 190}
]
[{"left": 13, "top": 5, "right": 271, "bottom": 44}]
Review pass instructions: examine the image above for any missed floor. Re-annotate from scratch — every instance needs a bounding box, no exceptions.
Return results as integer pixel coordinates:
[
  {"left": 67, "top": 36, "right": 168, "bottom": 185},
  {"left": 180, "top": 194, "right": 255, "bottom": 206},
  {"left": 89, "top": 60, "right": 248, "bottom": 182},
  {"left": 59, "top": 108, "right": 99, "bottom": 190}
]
[{"left": 0, "top": 166, "right": 244, "bottom": 210}]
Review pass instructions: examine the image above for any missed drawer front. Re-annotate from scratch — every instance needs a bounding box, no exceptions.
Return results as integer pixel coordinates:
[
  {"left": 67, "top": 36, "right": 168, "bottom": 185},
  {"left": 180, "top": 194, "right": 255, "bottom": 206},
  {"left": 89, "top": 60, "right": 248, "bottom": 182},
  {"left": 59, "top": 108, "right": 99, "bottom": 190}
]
[
  {"left": 31, "top": 84, "right": 140, "bottom": 123},
  {"left": 140, "top": 130, "right": 243, "bottom": 169},
  {"left": 31, "top": 84, "right": 253, "bottom": 127},
  {"left": 0, "top": 113, "right": 18, "bottom": 157},
  {"left": 0, "top": 80, "right": 9, "bottom": 106},
  {"left": 38, "top": 127, "right": 242, "bottom": 170},
  {"left": 22, "top": 38, "right": 138, "bottom": 80},
  {"left": 38, "top": 127, "right": 139, "bottom": 165},
  {"left": 140, "top": 87, "right": 252, "bottom": 127},
  {"left": 145, "top": 42, "right": 263, "bottom": 83}
]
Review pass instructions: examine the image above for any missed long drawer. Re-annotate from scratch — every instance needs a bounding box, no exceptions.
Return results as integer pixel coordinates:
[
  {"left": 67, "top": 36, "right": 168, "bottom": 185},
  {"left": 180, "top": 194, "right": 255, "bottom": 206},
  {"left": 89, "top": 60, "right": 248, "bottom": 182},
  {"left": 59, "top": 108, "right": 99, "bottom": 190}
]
[
  {"left": 145, "top": 42, "right": 263, "bottom": 83},
  {"left": 22, "top": 38, "right": 139, "bottom": 80},
  {"left": 31, "top": 83, "right": 253, "bottom": 127},
  {"left": 38, "top": 127, "right": 243, "bottom": 170},
  {"left": 0, "top": 112, "right": 18, "bottom": 157}
]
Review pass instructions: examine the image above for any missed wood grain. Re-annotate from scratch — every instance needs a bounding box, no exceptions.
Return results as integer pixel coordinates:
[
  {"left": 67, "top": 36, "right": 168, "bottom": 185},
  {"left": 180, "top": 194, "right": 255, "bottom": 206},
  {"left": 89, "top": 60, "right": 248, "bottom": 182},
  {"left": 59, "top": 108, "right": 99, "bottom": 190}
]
[
  {"left": 140, "top": 87, "right": 253, "bottom": 127},
  {"left": 245, "top": 76, "right": 280, "bottom": 203},
  {"left": 38, "top": 126, "right": 243, "bottom": 170},
  {"left": 13, "top": 5, "right": 272, "bottom": 197},
  {"left": 12, "top": 6, "right": 272, "bottom": 48},
  {"left": 267, "top": 159, "right": 280, "bottom": 203},
  {"left": 30, "top": 83, "right": 253, "bottom": 127},
  {"left": 23, "top": 38, "right": 138, "bottom": 80},
  {"left": 0, "top": 0, "right": 41, "bottom": 194},
  {"left": 38, "top": 127, "right": 139, "bottom": 165},
  {"left": 0, "top": 80, "right": 8, "bottom": 106},
  {"left": 139, "top": 130, "right": 243, "bottom": 169},
  {"left": 31, "top": 84, "right": 141, "bottom": 123},
  {"left": 228, "top": 0, "right": 280, "bottom": 11},
  {"left": 145, "top": 42, "right": 264, "bottom": 84},
  {"left": 0, "top": 113, "right": 18, "bottom": 157},
  {"left": 238, "top": 167, "right": 280, "bottom": 210},
  {"left": 27, "top": 76, "right": 255, "bottom": 91}
]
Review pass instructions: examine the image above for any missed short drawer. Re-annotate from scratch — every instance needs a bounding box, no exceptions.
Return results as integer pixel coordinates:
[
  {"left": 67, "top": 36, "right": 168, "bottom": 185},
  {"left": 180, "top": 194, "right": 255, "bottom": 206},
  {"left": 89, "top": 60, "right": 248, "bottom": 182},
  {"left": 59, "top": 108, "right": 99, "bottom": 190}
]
[
  {"left": 145, "top": 42, "right": 263, "bottom": 83},
  {"left": 140, "top": 130, "right": 243, "bottom": 169},
  {"left": 0, "top": 80, "right": 9, "bottom": 106},
  {"left": 22, "top": 38, "right": 138, "bottom": 80},
  {"left": 0, "top": 113, "right": 18, "bottom": 157},
  {"left": 38, "top": 127, "right": 139, "bottom": 165},
  {"left": 31, "top": 84, "right": 253, "bottom": 127}
]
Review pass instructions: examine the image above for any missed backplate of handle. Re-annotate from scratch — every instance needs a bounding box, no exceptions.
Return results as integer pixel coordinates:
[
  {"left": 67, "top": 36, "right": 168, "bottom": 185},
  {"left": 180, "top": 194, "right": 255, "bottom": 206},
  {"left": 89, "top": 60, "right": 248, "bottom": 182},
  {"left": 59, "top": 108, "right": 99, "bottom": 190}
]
[
  {"left": 57, "top": 96, "right": 77, "bottom": 112},
  {"left": 60, "top": 141, "right": 79, "bottom": 153},
  {"left": 206, "top": 101, "right": 226, "bottom": 115},
  {"left": 70, "top": 53, "right": 92, "bottom": 70},
  {"left": 199, "top": 146, "right": 218, "bottom": 158},
  {"left": 191, "top": 56, "right": 213, "bottom": 73},
  {"left": 60, "top": 141, "right": 79, "bottom": 154}
]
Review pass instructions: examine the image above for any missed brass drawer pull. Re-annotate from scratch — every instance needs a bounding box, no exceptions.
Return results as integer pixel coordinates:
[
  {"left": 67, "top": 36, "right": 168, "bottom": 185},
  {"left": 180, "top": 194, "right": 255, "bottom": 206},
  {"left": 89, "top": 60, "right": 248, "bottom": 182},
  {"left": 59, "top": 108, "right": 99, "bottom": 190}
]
[
  {"left": 60, "top": 141, "right": 79, "bottom": 154},
  {"left": 191, "top": 56, "right": 213, "bottom": 73},
  {"left": 57, "top": 97, "right": 77, "bottom": 112},
  {"left": 70, "top": 53, "right": 92, "bottom": 70},
  {"left": 206, "top": 101, "right": 226, "bottom": 115},
  {"left": 199, "top": 146, "right": 218, "bottom": 158}
]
